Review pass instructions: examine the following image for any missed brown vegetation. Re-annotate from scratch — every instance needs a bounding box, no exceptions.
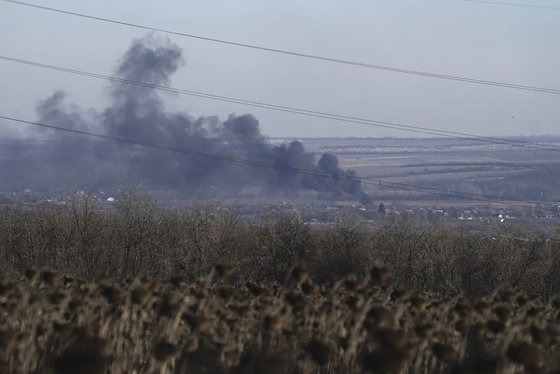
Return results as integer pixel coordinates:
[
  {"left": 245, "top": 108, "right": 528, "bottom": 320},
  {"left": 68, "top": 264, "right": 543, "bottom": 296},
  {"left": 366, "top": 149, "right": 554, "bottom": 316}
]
[
  {"left": 1, "top": 190, "right": 559, "bottom": 299},
  {"left": 0, "top": 265, "right": 560, "bottom": 372},
  {"left": 2, "top": 191, "right": 560, "bottom": 371}
]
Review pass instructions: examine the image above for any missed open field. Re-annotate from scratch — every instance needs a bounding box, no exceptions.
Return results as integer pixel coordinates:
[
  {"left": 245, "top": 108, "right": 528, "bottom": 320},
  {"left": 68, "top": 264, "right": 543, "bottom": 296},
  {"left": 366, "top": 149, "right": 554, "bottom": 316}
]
[
  {"left": 4, "top": 136, "right": 560, "bottom": 206},
  {"left": 289, "top": 137, "right": 560, "bottom": 204},
  {"left": 2, "top": 266, "right": 560, "bottom": 373},
  {"left": 2, "top": 137, "right": 559, "bottom": 225}
]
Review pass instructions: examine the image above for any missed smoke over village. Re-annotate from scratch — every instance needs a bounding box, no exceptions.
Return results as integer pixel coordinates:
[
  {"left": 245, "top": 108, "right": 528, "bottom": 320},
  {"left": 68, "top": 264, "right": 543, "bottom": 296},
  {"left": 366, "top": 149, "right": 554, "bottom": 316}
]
[{"left": 1, "top": 37, "right": 365, "bottom": 201}]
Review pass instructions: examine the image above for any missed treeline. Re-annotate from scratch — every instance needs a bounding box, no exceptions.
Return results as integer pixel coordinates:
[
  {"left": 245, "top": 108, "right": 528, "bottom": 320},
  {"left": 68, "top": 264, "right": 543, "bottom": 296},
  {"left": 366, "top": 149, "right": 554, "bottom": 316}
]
[{"left": 1, "top": 189, "right": 560, "bottom": 298}]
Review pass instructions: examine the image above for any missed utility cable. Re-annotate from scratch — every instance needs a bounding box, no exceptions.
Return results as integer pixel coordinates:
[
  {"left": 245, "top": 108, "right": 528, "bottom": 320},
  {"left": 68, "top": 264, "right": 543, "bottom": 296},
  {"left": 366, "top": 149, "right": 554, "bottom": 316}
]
[
  {"left": 460, "top": 0, "right": 560, "bottom": 10},
  {"left": 0, "top": 115, "right": 557, "bottom": 211},
  {"left": 2, "top": 55, "right": 560, "bottom": 153},
  {"left": 2, "top": 0, "right": 560, "bottom": 95}
]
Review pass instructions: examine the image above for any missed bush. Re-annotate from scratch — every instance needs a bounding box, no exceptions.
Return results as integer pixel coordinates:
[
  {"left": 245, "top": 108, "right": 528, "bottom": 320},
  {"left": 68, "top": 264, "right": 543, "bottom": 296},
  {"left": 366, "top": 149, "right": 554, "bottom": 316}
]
[{"left": 0, "top": 191, "right": 559, "bottom": 299}]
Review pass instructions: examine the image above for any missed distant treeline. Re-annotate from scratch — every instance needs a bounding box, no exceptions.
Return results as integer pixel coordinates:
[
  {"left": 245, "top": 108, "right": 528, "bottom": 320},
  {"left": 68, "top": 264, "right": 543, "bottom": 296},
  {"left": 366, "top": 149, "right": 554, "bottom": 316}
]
[{"left": 1, "top": 189, "right": 560, "bottom": 299}]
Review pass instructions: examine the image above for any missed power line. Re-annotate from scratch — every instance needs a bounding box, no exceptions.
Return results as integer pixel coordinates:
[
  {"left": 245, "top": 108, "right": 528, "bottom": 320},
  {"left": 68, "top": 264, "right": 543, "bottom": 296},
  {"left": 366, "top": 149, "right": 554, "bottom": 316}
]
[
  {"left": 2, "top": 0, "right": 560, "bottom": 95},
  {"left": 459, "top": 0, "right": 560, "bottom": 10},
  {"left": 2, "top": 54, "right": 560, "bottom": 153},
  {"left": 0, "top": 114, "right": 557, "bottom": 211}
]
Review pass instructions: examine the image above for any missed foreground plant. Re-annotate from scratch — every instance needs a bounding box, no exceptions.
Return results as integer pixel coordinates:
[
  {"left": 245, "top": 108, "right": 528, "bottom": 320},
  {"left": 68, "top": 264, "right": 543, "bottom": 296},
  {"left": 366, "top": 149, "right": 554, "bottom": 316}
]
[{"left": 0, "top": 266, "right": 559, "bottom": 373}]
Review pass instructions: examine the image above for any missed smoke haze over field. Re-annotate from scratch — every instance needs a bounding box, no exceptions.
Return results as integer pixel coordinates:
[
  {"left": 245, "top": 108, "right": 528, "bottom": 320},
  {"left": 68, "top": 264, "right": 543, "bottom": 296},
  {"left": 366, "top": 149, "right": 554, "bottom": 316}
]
[{"left": 1, "top": 37, "right": 365, "bottom": 200}]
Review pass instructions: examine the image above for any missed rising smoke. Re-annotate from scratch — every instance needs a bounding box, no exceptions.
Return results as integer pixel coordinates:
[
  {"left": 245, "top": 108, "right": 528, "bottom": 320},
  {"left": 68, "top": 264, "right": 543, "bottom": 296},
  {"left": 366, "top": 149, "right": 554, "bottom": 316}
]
[{"left": 1, "top": 37, "right": 367, "bottom": 201}]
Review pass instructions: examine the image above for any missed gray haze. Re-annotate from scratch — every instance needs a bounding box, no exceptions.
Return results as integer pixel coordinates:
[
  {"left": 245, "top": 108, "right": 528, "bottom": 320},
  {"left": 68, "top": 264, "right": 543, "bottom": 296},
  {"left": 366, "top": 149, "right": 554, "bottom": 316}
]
[
  {"left": 0, "top": 0, "right": 558, "bottom": 138},
  {"left": 0, "top": 37, "right": 365, "bottom": 200}
]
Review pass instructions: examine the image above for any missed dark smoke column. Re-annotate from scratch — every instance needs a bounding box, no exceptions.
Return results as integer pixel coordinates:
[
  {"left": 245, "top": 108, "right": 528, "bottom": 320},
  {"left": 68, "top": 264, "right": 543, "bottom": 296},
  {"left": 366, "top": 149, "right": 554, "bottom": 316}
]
[{"left": 8, "top": 36, "right": 370, "bottom": 202}]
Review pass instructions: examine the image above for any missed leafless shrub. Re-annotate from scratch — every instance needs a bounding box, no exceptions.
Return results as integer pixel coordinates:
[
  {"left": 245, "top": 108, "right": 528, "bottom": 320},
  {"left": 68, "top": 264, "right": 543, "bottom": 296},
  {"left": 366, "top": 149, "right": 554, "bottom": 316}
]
[{"left": 0, "top": 193, "right": 558, "bottom": 300}]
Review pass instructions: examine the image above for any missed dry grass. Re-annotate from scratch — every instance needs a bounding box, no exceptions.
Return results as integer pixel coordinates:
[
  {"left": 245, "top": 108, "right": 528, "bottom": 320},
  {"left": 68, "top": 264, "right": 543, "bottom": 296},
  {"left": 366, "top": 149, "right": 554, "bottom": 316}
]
[{"left": 2, "top": 265, "right": 560, "bottom": 373}]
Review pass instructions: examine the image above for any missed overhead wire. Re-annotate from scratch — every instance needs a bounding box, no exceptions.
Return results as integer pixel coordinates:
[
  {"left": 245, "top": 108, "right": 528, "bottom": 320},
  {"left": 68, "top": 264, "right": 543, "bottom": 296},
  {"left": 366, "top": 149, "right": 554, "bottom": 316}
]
[
  {"left": 2, "top": 55, "right": 560, "bottom": 153},
  {"left": 0, "top": 115, "right": 557, "bottom": 211},
  {"left": 2, "top": 0, "right": 560, "bottom": 95},
  {"left": 1, "top": 2, "right": 558, "bottom": 210},
  {"left": 459, "top": 0, "right": 560, "bottom": 10}
]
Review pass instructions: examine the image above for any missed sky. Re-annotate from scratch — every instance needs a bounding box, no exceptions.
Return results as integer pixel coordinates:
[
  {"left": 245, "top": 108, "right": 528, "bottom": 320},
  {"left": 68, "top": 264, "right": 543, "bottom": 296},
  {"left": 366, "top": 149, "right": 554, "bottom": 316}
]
[{"left": 0, "top": 0, "right": 559, "bottom": 139}]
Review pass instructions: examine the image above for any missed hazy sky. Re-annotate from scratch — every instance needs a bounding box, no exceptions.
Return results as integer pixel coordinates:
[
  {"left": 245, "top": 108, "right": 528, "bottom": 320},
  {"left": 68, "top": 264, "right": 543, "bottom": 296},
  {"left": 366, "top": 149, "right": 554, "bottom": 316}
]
[{"left": 1, "top": 0, "right": 559, "bottom": 138}]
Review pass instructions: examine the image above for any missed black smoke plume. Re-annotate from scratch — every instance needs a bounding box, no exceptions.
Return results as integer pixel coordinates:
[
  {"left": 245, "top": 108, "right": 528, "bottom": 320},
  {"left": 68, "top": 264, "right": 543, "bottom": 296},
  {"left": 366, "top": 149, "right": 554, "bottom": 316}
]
[{"left": 1, "top": 37, "right": 366, "bottom": 201}]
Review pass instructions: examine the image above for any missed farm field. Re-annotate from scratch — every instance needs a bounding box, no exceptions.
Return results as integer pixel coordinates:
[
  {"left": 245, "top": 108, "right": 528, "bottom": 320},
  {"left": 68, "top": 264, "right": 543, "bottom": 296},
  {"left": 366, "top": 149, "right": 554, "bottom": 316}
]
[
  {"left": 2, "top": 136, "right": 560, "bottom": 210},
  {"left": 291, "top": 137, "right": 560, "bottom": 203},
  {"left": 2, "top": 266, "right": 560, "bottom": 373}
]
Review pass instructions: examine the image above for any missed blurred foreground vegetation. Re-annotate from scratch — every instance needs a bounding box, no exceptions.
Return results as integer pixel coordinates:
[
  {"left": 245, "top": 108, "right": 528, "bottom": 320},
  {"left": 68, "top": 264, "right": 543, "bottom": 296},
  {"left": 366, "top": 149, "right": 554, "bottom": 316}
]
[{"left": 2, "top": 264, "right": 560, "bottom": 372}]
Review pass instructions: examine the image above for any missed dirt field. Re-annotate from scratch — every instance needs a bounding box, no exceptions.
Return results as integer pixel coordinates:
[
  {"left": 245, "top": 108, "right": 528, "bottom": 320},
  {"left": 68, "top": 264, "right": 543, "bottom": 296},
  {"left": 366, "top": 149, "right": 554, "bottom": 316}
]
[{"left": 290, "top": 137, "right": 560, "bottom": 204}]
